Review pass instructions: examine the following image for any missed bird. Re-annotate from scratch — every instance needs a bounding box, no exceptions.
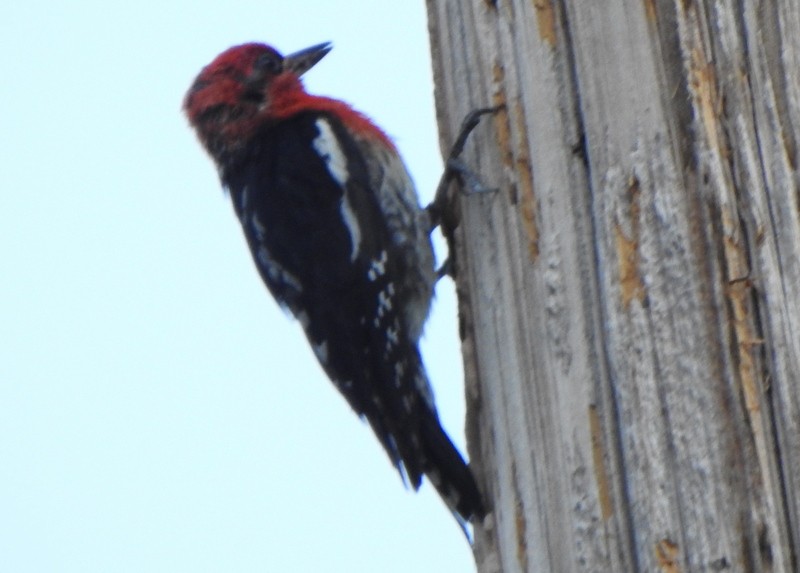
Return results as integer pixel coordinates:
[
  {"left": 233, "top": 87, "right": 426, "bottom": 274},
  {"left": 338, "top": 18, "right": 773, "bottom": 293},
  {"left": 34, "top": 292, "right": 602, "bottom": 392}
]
[{"left": 183, "top": 41, "right": 484, "bottom": 527}]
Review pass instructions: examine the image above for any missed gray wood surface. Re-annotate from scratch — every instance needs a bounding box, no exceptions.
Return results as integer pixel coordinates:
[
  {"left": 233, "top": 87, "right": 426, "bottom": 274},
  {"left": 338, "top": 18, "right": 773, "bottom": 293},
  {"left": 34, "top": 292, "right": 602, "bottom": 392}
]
[{"left": 426, "top": 1, "right": 800, "bottom": 571}]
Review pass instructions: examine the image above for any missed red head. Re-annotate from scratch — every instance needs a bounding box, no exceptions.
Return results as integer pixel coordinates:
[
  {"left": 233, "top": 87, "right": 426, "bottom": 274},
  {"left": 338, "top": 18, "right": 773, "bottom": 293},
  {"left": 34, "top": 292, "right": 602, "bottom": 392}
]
[{"left": 184, "top": 41, "right": 393, "bottom": 163}]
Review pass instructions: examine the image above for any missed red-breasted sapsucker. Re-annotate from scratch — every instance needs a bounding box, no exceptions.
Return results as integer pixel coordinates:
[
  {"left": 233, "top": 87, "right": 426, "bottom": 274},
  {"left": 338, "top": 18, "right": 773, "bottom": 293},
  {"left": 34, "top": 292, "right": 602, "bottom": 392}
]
[{"left": 183, "top": 42, "right": 484, "bottom": 526}]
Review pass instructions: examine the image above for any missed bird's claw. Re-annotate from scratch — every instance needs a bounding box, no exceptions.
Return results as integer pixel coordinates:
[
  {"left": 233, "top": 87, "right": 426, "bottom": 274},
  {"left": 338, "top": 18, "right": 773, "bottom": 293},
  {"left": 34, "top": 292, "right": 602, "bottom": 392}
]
[{"left": 428, "top": 105, "right": 503, "bottom": 230}]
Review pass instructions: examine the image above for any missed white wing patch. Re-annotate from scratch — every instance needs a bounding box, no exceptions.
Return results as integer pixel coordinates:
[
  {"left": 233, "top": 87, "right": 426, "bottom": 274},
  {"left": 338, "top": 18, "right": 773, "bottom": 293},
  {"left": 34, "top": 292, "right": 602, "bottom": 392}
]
[
  {"left": 313, "top": 118, "right": 361, "bottom": 261},
  {"left": 312, "top": 119, "right": 349, "bottom": 185}
]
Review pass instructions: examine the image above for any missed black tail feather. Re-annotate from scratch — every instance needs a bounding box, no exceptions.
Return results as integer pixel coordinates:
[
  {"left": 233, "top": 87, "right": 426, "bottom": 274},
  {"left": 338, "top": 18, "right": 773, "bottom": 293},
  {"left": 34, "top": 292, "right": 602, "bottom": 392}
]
[{"left": 420, "top": 414, "right": 485, "bottom": 525}]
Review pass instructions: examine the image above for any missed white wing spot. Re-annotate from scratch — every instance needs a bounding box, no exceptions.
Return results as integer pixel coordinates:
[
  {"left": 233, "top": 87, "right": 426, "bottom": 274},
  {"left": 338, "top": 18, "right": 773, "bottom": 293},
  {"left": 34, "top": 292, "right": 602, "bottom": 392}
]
[
  {"left": 367, "top": 251, "right": 388, "bottom": 281},
  {"left": 377, "top": 288, "right": 393, "bottom": 317},
  {"left": 313, "top": 118, "right": 361, "bottom": 261},
  {"left": 385, "top": 320, "right": 399, "bottom": 352}
]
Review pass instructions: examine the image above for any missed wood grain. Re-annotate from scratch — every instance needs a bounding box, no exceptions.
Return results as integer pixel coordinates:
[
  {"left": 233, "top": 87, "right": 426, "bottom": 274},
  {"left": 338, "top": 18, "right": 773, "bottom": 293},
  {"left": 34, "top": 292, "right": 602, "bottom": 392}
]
[{"left": 426, "top": 1, "right": 800, "bottom": 571}]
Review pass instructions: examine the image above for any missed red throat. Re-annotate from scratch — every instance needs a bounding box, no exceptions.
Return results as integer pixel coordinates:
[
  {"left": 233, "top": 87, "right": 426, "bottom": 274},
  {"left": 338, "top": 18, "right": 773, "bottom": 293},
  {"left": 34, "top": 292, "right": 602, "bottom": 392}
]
[{"left": 267, "top": 74, "right": 396, "bottom": 150}]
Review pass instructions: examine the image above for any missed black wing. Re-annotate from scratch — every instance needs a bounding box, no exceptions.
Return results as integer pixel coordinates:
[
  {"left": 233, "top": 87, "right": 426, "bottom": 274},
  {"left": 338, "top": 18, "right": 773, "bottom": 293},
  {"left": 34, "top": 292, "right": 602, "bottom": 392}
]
[{"left": 222, "top": 111, "right": 483, "bottom": 521}]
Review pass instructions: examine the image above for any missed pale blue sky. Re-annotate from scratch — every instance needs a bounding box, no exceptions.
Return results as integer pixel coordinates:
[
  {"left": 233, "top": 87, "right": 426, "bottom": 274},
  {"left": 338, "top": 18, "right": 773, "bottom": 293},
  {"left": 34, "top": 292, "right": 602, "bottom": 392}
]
[{"left": 1, "top": 1, "right": 475, "bottom": 571}]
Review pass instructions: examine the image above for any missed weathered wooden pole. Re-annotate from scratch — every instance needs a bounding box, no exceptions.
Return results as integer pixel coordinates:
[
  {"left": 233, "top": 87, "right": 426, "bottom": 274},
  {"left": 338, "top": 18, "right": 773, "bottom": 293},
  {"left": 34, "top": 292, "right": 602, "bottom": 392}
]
[{"left": 427, "top": 1, "right": 800, "bottom": 571}]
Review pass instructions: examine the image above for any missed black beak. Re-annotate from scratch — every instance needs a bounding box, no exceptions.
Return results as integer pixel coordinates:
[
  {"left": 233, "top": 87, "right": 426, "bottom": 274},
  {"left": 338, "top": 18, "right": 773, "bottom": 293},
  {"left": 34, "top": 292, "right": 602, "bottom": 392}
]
[{"left": 284, "top": 42, "right": 332, "bottom": 76}]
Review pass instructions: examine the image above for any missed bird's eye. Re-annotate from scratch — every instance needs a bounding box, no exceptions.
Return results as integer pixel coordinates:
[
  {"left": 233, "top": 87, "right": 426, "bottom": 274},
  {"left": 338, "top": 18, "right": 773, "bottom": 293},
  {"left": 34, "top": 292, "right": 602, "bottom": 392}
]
[{"left": 254, "top": 52, "right": 282, "bottom": 75}]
